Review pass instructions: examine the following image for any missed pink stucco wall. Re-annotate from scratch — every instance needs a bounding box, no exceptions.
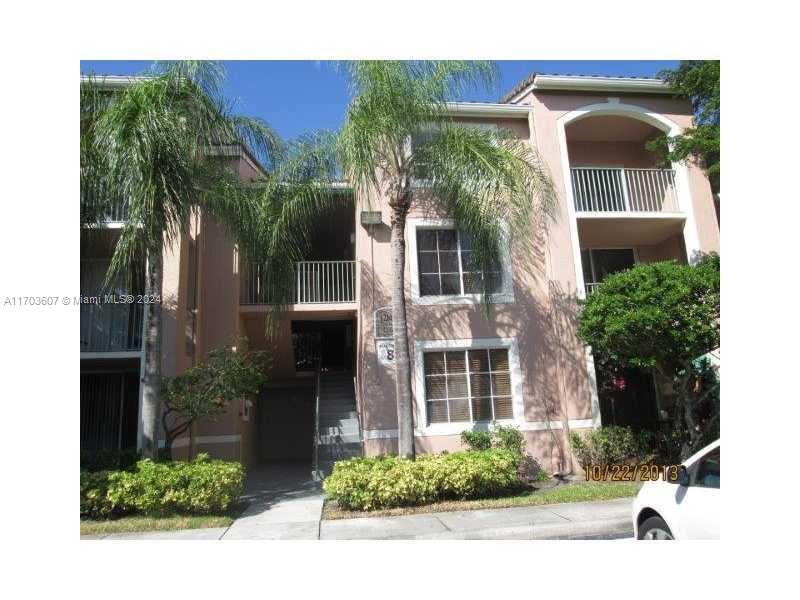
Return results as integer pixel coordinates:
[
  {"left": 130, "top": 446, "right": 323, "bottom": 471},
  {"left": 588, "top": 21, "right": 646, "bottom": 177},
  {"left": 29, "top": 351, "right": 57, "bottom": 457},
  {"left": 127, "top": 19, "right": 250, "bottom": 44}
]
[{"left": 156, "top": 89, "right": 720, "bottom": 472}]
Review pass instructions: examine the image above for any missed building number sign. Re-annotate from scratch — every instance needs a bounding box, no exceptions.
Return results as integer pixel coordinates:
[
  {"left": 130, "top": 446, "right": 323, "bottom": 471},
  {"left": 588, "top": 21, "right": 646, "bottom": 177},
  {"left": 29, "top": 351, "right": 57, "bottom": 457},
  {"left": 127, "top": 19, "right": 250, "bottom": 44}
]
[{"left": 374, "top": 306, "right": 394, "bottom": 365}]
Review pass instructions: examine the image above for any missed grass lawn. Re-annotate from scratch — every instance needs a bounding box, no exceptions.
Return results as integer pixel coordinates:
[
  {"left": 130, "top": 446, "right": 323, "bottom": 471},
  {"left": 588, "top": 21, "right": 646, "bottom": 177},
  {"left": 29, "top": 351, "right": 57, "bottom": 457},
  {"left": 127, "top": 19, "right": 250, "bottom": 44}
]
[
  {"left": 322, "top": 480, "right": 642, "bottom": 520},
  {"left": 80, "top": 502, "right": 246, "bottom": 536}
]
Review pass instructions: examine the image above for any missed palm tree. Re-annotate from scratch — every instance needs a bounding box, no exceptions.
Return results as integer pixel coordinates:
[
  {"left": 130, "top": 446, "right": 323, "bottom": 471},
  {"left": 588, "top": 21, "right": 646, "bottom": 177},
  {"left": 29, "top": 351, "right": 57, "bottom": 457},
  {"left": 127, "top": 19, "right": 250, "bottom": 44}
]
[
  {"left": 81, "top": 61, "right": 283, "bottom": 458},
  {"left": 335, "top": 61, "right": 556, "bottom": 458}
]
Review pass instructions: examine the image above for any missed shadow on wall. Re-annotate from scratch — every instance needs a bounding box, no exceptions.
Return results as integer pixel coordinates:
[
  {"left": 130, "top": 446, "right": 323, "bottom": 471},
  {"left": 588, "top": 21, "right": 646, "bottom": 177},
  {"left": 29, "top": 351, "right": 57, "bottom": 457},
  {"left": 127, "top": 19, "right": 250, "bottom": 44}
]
[{"left": 360, "top": 198, "right": 591, "bottom": 474}]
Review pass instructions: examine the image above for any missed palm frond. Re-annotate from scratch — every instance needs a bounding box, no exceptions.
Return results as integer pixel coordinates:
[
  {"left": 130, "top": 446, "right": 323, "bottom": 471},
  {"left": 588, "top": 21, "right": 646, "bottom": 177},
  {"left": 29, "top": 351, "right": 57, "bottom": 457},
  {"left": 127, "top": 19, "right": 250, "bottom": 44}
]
[{"left": 412, "top": 123, "right": 557, "bottom": 302}]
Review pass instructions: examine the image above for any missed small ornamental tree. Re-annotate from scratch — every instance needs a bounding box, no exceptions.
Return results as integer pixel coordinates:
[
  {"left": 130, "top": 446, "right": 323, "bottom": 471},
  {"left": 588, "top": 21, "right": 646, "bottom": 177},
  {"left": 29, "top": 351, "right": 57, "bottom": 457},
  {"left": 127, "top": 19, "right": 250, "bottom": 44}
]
[
  {"left": 578, "top": 255, "right": 719, "bottom": 458},
  {"left": 160, "top": 341, "right": 268, "bottom": 459}
]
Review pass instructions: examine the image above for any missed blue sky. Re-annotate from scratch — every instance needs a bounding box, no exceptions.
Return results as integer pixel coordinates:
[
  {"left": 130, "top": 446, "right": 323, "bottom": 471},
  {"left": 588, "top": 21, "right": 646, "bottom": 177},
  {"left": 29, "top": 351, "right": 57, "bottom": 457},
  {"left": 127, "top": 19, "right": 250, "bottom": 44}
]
[{"left": 79, "top": 60, "right": 678, "bottom": 141}]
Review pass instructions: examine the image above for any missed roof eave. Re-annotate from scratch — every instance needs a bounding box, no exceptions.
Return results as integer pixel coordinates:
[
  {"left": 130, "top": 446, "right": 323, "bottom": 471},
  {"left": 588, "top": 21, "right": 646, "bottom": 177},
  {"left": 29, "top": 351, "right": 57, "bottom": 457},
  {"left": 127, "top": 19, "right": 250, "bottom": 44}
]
[
  {"left": 444, "top": 101, "right": 530, "bottom": 119},
  {"left": 504, "top": 75, "right": 672, "bottom": 104}
]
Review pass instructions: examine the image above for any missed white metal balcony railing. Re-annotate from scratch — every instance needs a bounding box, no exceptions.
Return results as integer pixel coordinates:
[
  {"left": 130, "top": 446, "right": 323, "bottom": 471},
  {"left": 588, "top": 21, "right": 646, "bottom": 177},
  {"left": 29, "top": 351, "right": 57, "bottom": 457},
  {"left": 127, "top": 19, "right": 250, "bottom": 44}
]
[
  {"left": 80, "top": 301, "right": 143, "bottom": 352},
  {"left": 82, "top": 184, "right": 129, "bottom": 223},
  {"left": 571, "top": 168, "right": 680, "bottom": 213},
  {"left": 241, "top": 260, "right": 357, "bottom": 305}
]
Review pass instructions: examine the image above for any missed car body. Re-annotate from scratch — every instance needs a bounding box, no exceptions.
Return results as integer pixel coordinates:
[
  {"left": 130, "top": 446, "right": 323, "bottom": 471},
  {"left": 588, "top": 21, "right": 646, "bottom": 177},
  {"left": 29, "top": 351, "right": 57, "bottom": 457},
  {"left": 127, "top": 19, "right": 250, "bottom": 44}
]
[{"left": 632, "top": 439, "right": 720, "bottom": 540}]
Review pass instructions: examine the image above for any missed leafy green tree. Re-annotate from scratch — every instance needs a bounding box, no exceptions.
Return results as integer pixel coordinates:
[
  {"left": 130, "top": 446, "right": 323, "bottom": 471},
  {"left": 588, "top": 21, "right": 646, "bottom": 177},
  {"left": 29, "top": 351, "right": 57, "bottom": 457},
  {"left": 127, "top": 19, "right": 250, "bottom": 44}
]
[
  {"left": 578, "top": 255, "right": 720, "bottom": 457},
  {"left": 335, "top": 61, "right": 557, "bottom": 457},
  {"left": 161, "top": 342, "right": 267, "bottom": 459},
  {"left": 646, "top": 60, "right": 720, "bottom": 192},
  {"left": 81, "top": 61, "right": 282, "bottom": 458}
]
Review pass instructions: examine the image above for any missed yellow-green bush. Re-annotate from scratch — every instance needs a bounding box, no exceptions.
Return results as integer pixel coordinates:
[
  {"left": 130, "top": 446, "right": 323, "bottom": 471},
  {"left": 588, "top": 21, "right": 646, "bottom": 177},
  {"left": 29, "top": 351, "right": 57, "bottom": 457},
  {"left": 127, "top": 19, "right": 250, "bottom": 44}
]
[
  {"left": 80, "top": 453, "right": 244, "bottom": 518},
  {"left": 323, "top": 449, "right": 522, "bottom": 511}
]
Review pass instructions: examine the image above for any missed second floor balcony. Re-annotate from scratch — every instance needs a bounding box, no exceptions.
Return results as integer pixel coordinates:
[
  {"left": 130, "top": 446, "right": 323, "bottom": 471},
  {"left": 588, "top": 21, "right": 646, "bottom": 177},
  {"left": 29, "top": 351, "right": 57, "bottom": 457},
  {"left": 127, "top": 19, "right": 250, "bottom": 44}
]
[
  {"left": 241, "top": 260, "right": 357, "bottom": 305},
  {"left": 81, "top": 300, "right": 143, "bottom": 353},
  {"left": 571, "top": 167, "right": 680, "bottom": 214}
]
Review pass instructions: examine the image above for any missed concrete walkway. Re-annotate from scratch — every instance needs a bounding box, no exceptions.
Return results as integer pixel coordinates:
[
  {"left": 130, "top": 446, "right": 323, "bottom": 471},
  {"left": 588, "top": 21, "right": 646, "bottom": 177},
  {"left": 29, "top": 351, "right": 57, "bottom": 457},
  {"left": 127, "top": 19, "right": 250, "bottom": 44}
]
[
  {"left": 320, "top": 498, "right": 633, "bottom": 540},
  {"left": 83, "top": 474, "right": 632, "bottom": 540},
  {"left": 221, "top": 463, "right": 323, "bottom": 540},
  {"left": 83, "top": 463, "right": 323, "bottom": 540}
]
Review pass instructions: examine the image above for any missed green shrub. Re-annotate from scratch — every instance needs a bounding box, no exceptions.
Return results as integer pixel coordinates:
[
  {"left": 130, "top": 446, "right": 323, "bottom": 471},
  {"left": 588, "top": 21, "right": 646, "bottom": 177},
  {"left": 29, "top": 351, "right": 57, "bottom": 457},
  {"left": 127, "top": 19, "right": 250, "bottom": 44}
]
[
  {"left": 80, "top": 453, "right": 245, "bottom": 518},
  {"left": 461, "top": 423, "right": 525, "bottom": 455},
  {"left": 460, "top": 430, "right": 492, "bottom": 451},
  {"left": 492, "top": 423, "right": 525, "bottom": 455},
  {"left": 80, "top": 470, "right": 115, "bottom": 518},
  {"left": 569, "top": 426, "right": 653, "bottom": 467},
  {"left": 323, "top": 449, "right": 522, "bottom": 511}
]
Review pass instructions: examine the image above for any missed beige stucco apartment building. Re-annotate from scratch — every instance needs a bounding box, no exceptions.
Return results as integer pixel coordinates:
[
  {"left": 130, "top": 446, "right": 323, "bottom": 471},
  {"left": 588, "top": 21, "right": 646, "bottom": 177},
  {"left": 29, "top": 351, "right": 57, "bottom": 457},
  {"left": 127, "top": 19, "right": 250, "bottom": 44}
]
[{"left": 80, "top": 73, "right": 720, "bottom": 476}]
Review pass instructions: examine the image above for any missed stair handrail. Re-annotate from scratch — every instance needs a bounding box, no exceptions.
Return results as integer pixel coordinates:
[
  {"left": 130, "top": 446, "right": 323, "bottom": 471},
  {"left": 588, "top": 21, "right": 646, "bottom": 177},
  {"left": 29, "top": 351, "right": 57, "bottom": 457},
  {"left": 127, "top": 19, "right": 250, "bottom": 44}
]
[{"left": 312, "top": 367, "right": 322, "bottom": 481}]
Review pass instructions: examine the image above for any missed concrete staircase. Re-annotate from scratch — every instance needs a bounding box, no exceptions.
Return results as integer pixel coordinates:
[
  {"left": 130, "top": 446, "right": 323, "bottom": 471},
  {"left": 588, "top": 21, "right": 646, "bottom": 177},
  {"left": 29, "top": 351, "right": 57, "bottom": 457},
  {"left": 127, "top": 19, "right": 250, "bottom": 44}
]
[{"left": 314, "top": 371, "right": 362, "bottom": 479}]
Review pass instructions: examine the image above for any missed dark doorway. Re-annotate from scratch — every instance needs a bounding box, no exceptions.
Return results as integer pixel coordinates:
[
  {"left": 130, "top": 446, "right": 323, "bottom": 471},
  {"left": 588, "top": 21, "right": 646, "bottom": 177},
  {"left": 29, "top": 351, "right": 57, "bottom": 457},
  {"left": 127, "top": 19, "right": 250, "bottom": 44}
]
[
  {"left": 257, "top": 385, "right": 315, "bottom": 463},
  {"left": 291, "top": 320, "right": 354, "bottom": 372},
  {"left": 80, "top": 371, "right": 139, "bottom": 452},
  {"left": 599, "top": 367, "right": 659, "bottom": 430}
]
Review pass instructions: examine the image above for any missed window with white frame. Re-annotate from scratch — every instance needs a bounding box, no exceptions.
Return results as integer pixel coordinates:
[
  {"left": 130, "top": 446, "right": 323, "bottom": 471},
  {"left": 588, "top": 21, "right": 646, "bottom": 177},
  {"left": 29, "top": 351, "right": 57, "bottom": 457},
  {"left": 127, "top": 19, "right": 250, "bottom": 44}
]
[
  {"left": 416, "top": 228, "right": 502, "bottom": 297},
  {"left": 423, "top": 348, "right": 513, "bottom": 424}
]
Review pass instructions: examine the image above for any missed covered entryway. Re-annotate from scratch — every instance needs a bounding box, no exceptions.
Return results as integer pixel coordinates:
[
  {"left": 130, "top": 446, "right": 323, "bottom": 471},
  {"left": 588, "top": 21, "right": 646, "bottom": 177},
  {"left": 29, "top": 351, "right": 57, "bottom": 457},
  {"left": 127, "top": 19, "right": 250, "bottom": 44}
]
[{"left": 255, "top": 318, "right": 360, "bottom": 471}]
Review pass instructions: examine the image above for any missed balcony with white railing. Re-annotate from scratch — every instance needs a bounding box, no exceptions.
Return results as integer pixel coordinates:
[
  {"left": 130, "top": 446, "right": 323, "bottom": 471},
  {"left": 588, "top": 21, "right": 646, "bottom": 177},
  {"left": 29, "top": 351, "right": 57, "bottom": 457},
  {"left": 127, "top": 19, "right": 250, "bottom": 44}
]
[
  {"left": 241, "top": 260, "right": 357, "bottom": 307},
  {"left": 81, "top": 183, "right": 130, "bottom": 225},
  {"left": 570, "top": 167, "right": 680, "bottom": 215}
]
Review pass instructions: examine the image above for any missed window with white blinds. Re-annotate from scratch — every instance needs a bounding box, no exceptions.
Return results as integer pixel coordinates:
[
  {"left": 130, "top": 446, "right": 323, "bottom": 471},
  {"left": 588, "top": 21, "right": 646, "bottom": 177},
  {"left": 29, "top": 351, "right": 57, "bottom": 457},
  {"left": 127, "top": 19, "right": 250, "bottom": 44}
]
[{"left": 423, "top": 347, "right": 513, "bottom": 425}]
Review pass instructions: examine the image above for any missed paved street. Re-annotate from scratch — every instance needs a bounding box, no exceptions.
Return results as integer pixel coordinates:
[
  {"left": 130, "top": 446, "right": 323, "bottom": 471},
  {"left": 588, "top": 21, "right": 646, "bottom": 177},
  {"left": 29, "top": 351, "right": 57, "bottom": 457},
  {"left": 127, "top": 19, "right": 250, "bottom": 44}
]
[{"left": 83, "top": 464, "right": 634, "bottom": 539}]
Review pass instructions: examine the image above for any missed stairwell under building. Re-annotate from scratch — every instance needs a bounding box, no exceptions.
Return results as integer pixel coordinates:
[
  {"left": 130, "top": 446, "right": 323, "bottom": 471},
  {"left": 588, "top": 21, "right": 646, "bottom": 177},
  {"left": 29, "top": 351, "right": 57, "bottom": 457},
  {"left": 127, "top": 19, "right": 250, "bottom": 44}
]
[{"left": 314, "top": 371, "right": 362, "bottom": 479}]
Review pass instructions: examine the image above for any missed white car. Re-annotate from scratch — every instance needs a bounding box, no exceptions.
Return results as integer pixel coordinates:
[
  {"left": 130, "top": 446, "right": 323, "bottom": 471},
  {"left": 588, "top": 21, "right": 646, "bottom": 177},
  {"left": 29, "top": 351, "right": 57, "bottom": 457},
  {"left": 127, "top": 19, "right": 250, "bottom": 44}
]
[{"left": 632, "top": 439, "right": 720, "bottom": 540}]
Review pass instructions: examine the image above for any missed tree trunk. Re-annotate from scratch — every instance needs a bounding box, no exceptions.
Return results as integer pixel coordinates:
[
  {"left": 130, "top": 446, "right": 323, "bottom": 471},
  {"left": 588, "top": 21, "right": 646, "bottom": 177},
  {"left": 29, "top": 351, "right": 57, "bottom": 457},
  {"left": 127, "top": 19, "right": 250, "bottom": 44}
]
[
  {"left": 140, "top": 240, "right": 163, "bottom": 459},
  {"left": 389, "top": 205, "right": 415, "bottom": 459}
]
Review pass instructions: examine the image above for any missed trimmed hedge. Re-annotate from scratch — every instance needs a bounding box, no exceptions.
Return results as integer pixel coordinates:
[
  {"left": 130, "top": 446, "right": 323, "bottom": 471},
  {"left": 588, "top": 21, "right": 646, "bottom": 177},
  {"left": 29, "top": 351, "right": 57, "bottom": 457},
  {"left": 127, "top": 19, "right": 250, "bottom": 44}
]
[
  {"left": 569, "top": 426, "right": 653, "bottom": 468},
  {"left": 80, "top": 453, "right": 244, "bottom": 519},
  {"left": 323, "top": 449, "right": 522, "bottom": 511}
]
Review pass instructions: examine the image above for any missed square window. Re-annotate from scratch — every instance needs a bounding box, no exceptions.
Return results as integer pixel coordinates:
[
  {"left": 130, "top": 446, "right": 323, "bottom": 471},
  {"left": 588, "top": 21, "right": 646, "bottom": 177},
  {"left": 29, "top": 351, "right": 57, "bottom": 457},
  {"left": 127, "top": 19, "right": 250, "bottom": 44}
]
[
  {"left": 423, "top": 346, "right": 516, "bottom": 426},
  {"left": 416, "top": 227, "right": 507, "bottom": 299}
]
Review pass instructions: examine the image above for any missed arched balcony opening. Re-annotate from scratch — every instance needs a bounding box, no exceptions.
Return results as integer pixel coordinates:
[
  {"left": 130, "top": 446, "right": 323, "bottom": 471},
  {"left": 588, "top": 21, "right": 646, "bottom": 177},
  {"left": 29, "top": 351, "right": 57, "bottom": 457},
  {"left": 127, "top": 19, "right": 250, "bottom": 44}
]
[{"left": 566, "top": 114, "right": 679, "bottom": 215}]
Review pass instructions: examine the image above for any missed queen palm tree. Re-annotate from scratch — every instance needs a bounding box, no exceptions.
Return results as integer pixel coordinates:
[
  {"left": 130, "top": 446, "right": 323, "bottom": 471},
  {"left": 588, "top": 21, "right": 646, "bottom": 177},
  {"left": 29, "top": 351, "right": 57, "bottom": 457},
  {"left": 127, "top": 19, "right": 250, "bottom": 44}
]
[
  {"left": 336, "top": 61, "right": 557, "bottom": 458},
  {"left": 81, "top": 61, "right": 283, "bottom": 458}
]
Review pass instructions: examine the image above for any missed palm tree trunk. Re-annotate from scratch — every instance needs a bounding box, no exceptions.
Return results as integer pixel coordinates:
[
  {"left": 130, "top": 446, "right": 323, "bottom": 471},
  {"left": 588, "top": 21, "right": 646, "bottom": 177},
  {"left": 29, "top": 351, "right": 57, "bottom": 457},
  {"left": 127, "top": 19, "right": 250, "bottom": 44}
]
[
  {"left": 389, "top": 207, "right": 415, "bottom": 459},
  {"left": 140, "top": 240, "right": 163, "bottom": 459}
]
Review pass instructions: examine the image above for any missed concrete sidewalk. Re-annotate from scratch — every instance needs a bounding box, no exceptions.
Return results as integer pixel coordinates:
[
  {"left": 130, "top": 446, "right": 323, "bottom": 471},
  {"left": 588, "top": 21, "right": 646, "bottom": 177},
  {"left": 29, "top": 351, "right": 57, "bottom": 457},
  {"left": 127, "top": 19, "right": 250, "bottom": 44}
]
[
  {"left": 83, "top": 472, "right": 633, "bottom": 540},
  {"left": 319, "top": 498, "right": 633, "bottom": 540},
  {"left": 83, "top": 464, "right": 324, "bottom": 541},
  {"left": 221, "top": 464, "right": 323, "bottom": 540}
]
